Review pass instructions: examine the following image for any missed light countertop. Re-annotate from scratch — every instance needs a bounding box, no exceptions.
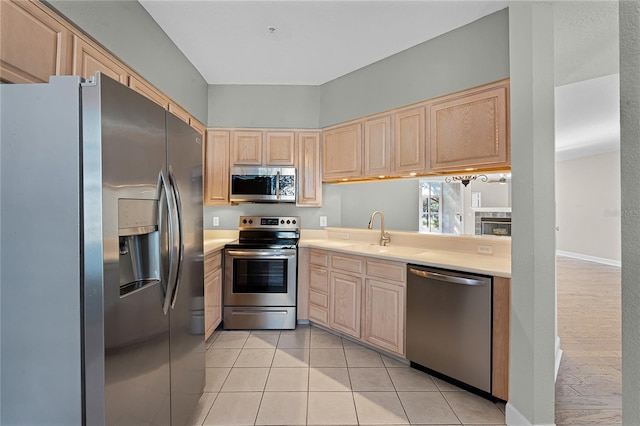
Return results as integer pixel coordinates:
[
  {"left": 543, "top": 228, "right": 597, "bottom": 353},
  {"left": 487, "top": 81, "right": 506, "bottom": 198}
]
[
  {"left": 203, "top": 228, "right": 511, "bottom": 278},
  {"left": 299, "top": 239, "right": 511, "bottom": 278}
]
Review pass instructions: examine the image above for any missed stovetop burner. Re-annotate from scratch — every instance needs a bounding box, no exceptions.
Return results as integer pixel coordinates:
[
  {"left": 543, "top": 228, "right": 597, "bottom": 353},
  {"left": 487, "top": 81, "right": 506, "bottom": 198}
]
[{"left": 230, "top": 216, "right": 301, "bottom": 248}]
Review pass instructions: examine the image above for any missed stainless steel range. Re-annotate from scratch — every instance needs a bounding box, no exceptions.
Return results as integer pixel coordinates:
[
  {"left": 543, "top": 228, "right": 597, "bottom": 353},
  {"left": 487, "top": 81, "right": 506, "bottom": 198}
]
[{"left": 223, "top": 216, "right": 300, "bottom": 330}]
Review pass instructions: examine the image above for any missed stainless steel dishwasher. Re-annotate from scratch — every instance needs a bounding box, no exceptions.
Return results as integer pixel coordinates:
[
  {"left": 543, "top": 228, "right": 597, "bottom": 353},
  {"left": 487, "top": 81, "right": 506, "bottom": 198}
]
[{"left": 406, "top": 264, "right": 492, "bottom": 394}]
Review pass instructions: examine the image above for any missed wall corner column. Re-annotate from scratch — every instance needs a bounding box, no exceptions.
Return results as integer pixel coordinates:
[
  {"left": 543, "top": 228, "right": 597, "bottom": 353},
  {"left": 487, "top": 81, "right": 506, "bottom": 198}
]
[
  {"left": 507, "top": 2, "right": 557, "bottom": 425},
  {"left": 620, "top": 1, "right": 640, "bottom": 424}
]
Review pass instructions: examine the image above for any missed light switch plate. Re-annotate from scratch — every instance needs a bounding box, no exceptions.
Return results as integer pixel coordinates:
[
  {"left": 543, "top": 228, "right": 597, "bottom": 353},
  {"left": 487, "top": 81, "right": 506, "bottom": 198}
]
[
  {"left": 213, "top": 217, "right": 219, "bottom": 227},
  {"left": 320, "top": 216, "right": 328, "bottom": 227}
]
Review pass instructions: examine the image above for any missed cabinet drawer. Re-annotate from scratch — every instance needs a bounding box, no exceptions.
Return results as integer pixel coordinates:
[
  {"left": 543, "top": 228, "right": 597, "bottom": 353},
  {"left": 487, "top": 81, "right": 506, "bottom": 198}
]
[
  {"left": 310, "top": 250, "right": 329, "bottom": 267},
  {"left": 309, "top": 266, "right": 329, "bottom": 293},
  {"left": 204, "top": 251, "right": 222, "bottom": 273},
  {"left": 331, "top": 254, "right": 363, "bottom": 274},
  {"left": 366, "top": 259, "right": 406, "bottom": 284},
  {"left": 309, "top": 305, "right": 328, "bottom": 325},
  {"left": 309, "top": 290, "right": 328, "bottom": 308}
]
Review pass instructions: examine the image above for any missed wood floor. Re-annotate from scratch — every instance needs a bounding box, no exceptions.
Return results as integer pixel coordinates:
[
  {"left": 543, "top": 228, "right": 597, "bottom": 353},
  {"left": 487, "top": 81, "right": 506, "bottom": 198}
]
[{"left": 555, "top": 256, "right": 622, "bottom": 425}]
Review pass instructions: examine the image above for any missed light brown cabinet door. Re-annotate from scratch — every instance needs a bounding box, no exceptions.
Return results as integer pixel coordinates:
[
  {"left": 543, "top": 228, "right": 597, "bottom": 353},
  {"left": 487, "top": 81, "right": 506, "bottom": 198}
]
[
  {"left": 265, "top": 131, "right": 296, "bottom": 165},
  {"left": 363, "top": 115, "right": 392, "bottom": 178},
  {"left": 429, "top": 82, "right": 509, "bottom": 172},
  {"left": 72, "top": 35, "right": 128, "bottom": 84},
  {"left": 363, "top": 279, "right": 405, "bottom": 356},
  {"left": 129, "top": 75, "right": 169, "bottom": 109},
  {"left": 322, "top": 123, "right": 362, "bottom": 181},
  {"left": 0, "top": 0, "right": 72, "bottom": 83},
  {"left": 204, "top": 130, "right": 230, "bottom": 205},
  {"left": 205, "top": 267, "right": 222, "bottom": 340},
  {"left": 308, "top": 266, "right": 329, "bottom": 326},
  {"left": 329, "top": 272, "right": 362, "bottom": 338},
  {"left": 189, "top": 118, "right": 207, "bottom": 146},
  {"left": 231, "top": 131, "right": 263, "bottom": 165},
  {"left": 394, "top": 106, "right": 426, "bottom": 174},
  {"left": 297, "top": 132, "right": 322, "bottom": 207}
]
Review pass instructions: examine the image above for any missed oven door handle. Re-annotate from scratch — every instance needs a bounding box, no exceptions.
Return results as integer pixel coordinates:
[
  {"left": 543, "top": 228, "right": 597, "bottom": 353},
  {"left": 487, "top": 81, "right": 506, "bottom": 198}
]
[{"left": 226, "top": 249, "right": 297, "bottom": 258}]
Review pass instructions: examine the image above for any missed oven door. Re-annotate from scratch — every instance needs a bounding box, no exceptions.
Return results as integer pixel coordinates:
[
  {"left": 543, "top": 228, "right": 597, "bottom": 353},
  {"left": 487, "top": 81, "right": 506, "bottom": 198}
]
[{"left": 224, "top": 248, "right": 297, "bottom": 306}]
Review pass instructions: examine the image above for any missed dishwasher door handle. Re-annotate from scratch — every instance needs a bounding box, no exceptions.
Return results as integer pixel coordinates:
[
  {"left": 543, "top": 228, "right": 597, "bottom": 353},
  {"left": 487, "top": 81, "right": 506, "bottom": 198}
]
[{"left": 408, "top": 268, "right": 485, "bottom": 286}]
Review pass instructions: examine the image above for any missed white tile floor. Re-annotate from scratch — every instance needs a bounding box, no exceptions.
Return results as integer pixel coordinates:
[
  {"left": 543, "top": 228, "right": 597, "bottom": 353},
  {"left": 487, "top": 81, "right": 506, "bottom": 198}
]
[{"left": 190, "top": 324, "right": 506, "bottom": 425}]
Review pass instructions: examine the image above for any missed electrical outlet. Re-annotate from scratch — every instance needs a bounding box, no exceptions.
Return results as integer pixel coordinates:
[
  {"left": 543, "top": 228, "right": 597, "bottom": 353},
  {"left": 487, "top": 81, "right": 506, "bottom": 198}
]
[
  {"left": 341, "top": 233, "right": 350, "bottom": 240},
  {"left": 213, "top": 217, "right": 219, "bottom": 227},
  {"left": 319, "top": 216, "right": 328, "bottom": 227},
  {"left": 477, "top": 245, "right": 493, "bottom": 255}
]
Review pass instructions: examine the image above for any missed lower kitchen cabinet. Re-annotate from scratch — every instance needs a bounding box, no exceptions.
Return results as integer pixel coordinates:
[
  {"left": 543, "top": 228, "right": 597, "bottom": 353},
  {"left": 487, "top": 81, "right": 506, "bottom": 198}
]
[
  {"left": 308, "top": 266, "right": 329, "bottom": 325},
  {"left": 329, "top": 272, "right": 362, "bottom": 339},
  {"left": 204, "top": 250, "right": 222, "bottom": 340},
  {"left": 307, "top": 249, "right": 405, "bottom": 355},
  {"left": 363, "top": 278, "right": 405, "bottom": 356}
]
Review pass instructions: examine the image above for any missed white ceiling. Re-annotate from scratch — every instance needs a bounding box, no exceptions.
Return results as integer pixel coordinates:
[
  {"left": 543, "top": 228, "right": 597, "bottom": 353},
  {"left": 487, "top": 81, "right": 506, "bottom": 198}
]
[
  {"left": 139, "top": 0, "right": 620, "bottom": 159},
  {"left": 139, "top": 0, "right": 508, "bottom": 85}
]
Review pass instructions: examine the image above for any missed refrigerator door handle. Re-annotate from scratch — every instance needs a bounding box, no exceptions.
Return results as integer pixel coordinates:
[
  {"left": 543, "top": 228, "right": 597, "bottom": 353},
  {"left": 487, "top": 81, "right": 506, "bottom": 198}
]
[
  {"left": 168, "top": 166, "right": 184, "bottom": 309},
  {"left": 161, "top": 170, "right": 179, "bottom": 315}
]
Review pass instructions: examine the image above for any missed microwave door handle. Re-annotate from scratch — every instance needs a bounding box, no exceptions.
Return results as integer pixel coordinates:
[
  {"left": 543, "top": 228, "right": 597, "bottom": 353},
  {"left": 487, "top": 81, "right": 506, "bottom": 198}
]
[{"left": 276, "top": 171, "right": 280, "bottom": 199}]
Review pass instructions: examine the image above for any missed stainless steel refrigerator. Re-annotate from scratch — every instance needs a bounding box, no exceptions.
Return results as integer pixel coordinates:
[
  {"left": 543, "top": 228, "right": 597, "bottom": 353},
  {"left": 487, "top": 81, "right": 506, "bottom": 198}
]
[{"left": 0, "top": 73, "right": 205, "bottom": 425}]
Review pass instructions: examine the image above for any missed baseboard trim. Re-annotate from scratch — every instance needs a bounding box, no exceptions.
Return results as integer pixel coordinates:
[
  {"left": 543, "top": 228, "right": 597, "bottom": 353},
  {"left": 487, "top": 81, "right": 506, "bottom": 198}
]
[
  {"left": 556, "top": 250, "right": 621, "bottom": 267},
  {"left": 555, "top": 336, "right": 563, "bottom": 381},
  {"left": 505, "top": 403, "right": 556, "bottom": 426},
  {"left": 506, "top": 403, "right": 531, "bottom": 425}
]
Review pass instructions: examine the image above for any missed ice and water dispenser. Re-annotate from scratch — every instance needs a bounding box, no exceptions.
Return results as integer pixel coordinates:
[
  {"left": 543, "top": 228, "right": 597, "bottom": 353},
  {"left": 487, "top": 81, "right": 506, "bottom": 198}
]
[{"left": 118, "top": 199, "right": 161, "bottom": 297}]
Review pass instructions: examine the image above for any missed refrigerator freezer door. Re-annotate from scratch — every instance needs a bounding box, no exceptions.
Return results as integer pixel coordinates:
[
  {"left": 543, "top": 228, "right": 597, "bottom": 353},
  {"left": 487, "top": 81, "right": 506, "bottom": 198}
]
[
  {"left": 166, "top": 112, "right": 205, "bottom": 426},
  {"left": 83, "top": 73, "right": 171, "bottom": 426}
]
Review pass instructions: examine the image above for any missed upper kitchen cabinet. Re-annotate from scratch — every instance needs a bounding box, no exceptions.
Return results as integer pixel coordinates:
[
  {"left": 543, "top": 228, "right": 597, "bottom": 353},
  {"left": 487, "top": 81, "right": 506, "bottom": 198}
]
[
  {"left": 428, "top": 80, "right": 510, "bottom": 172},
  {"left": 189, "top": 117, "right": 207, "bottom": 145},
  {"left": 230, "top": 130, "right": 296, "bottom": 166},
  {"left": 394, "top": 106, "right": 426, "bottom": 174},
  {"left": 0, "top": 0, "right": 72, "bottom": 83},
  {"left": 204, "top": 130, "right": 230, "bottom": 205},
  {"left": 231, "top": 130, "right": 263, "bottom": 166},
  {"left": 363, "top": 115, "right": 392, "bottom": 178},
  {"left": 266, "top": 131, "right": 296, "bottom": 166},
  {"left": 72, "top": 35, "right": 128, "bottom": 84},
  {"left": 168, "top": 102, "right": 191, "bottom": 124},
  {"left": 322, "top": 122, "right": 362, "bottom": 181},
  {"left": 129, "top": 75, "right": 169, "bottom": 109},
  {"left": 296, "top": 132, "right": 322, "bottom": 207}
]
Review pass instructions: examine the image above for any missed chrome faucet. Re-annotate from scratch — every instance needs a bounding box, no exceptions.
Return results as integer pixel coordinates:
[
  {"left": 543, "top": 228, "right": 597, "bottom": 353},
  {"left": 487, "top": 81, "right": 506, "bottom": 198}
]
[{"left": 368, "top": 210, "right": 391, "bottom": 246}]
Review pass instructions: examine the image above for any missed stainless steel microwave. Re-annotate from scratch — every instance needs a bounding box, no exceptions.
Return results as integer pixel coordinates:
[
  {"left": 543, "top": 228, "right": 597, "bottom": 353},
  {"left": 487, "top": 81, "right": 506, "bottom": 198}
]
[{"left": 230, "top": 167, "right": 296, "bottom": 203}]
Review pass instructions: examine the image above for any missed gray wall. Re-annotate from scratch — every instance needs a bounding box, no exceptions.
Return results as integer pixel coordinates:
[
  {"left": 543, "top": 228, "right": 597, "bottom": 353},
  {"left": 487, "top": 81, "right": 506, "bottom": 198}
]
[
  {"left": 208, "top": 85, "right": 320, "bottom": 128},
  {"left": 620, "top": 2, "right": 640, "bottom": 423},
  {"left": 507, "top": 3, "right": 557, "bottom": 424},
  {"left": 336, "top": 179, "right": 419, "bottom": 231},
  {"left": 556, "top": 150, "right": 621, "bottom": 262},
  {"left": 318, "top": 8, "right": 510, "bottom": 127},
  {"left": 46, "top": 0, "right": 209, "bottom": 123},
  {"left": 204, "top": 184, "right": 341, "bottom": 230}
]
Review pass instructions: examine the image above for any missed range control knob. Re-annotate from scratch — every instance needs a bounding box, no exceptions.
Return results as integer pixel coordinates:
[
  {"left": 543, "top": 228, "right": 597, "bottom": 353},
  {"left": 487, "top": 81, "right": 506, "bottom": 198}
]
[
  {"left": 292, "top": 220, "right": 297, "bottom": 224},
  {"left": 248, "top": 219, "right": 253, "bottom": 224},
  {"left": 286, "top": 220, "right": 291, "bottom": 224},
  {"left": 242, "top": 219, "right": 247, "bottom": 224},
  {"left": 281, "top": 219, "right": 285, "bottom": 224}
]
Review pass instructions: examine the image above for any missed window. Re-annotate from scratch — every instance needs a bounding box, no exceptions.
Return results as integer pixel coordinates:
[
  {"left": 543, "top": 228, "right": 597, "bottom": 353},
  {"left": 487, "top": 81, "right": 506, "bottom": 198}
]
[{"left": 419, "top": 180, "right": 463, "bottom": 234}]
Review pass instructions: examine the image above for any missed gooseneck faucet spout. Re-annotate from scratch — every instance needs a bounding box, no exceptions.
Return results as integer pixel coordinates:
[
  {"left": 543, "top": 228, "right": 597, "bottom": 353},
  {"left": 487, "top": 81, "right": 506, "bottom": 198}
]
[{"left": 368, "top": 210, "right": 391, "bottom": 246}]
